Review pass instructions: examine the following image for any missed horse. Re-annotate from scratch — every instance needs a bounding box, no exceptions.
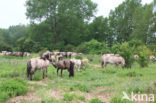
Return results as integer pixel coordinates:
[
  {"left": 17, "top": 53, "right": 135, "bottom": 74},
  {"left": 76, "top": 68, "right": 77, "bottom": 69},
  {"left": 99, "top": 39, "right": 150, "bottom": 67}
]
[
  {"left": 70, "top": 58, "right": 86, "bottom": 71},
  {"left": 101, "top": 54, "right": 126, "bottom": 68},
  {"left": 27, "top": 57, "right": 50, "bottom": 80},
  {"left": 23, "top": 52, "right": 30, "bottom": 57},
  {"left": 51, "top": 60, "right": 74, "bottom": 77},
  {"left": 149, "top": 56, "right": 156, "bottom": 61},
  {"left": 81, "top": 59, "right": 89, "bottom": 64}
]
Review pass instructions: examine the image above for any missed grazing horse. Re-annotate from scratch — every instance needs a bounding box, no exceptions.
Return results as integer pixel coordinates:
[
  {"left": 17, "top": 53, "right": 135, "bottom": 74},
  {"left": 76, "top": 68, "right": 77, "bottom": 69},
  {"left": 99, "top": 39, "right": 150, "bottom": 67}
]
[
  {"left": 51, "top": 60, "right": 74, "bottom": 77},
  {"left": 70, "top": 59, "right": 86, "bottom": 71},
  {"left": 27, "top": 57, "right": 50, "bottom": 80},
  {"left": 101, "top": 54, "right": 126, "bottom": 68}
]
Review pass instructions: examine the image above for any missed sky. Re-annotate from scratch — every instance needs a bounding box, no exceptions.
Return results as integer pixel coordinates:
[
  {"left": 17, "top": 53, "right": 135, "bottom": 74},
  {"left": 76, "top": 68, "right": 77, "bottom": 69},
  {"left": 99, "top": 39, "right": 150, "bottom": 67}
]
[{"left": 0, "top": 0, "right": 153, "bottom": 29}]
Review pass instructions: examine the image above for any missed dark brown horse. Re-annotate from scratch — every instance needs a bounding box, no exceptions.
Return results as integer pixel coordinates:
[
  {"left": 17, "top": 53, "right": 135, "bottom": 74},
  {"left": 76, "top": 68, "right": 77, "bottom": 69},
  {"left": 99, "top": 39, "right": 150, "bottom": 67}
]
[{"left": 51, "top": 60, "right": 74, "bottom": 77}]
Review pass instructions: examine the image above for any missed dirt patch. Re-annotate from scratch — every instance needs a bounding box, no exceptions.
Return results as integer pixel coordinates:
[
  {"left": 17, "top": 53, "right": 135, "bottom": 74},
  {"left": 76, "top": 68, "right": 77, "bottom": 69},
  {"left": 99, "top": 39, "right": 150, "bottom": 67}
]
[
  {"left": 91, "top": 87, "right": 113, "bottom": 103},
  {"left": 28, "top": 78, "right": 54, "bottom": 86},
  {"left": 49, "top": 88, "right": 64, "bottom": 100},
  {"left": 6, "top": 92, "right": 41, "bottom": 103},
  {"left": 28, "top": 86, "right": 35, "bottom": 91},
  {"left": 75, "top": 87, "right": 113, "bottom": 103}
]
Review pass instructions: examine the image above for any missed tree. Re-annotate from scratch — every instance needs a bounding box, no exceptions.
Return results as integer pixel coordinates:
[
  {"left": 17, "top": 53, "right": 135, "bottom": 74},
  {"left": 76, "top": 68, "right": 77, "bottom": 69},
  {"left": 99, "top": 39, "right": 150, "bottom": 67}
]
[
  {"left": 109, "top": 0, "right": 142, "bottom": 43},
  {"left": 26, "top": 0, "right": 97, "bottom": 50},
  {"left": 88, "top": 16, "right": 114, "bottom": 46},
  {"left": 131, "top": 4, "right": 153, "bottom": 44}
]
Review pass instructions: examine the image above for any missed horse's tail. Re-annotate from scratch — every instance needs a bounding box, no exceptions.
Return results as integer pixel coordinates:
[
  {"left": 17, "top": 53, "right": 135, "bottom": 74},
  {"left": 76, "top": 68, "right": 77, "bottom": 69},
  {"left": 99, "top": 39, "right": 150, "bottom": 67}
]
[
  {"left": 27, "top": 60, "right": 31, "bottom": 78},
  {"left": 69, "top": 61, "right": 74, "bottom": 77}
]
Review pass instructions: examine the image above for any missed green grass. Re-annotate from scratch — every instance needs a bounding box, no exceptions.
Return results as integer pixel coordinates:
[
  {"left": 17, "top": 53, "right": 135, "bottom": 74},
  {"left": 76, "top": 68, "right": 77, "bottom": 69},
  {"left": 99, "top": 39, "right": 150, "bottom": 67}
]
[
  {"left": 63, "top": 92, "right": 85, "bottom": 101},
  {"left": 89, "top": 98, "right": 103, "bottom": 103},
  {"left": 0, "top": 54, "right": 156, "bottom": 103}
]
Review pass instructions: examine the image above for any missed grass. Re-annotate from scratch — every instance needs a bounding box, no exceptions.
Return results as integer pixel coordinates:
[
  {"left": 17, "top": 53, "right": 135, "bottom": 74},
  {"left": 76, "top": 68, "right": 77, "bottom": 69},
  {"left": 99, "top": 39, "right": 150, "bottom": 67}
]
[
  {"left": 89, "top": 98, "right": 103, "bottom": 103},
  {"left": 0, "top": 54, "right": 156, "bottom": 103}
]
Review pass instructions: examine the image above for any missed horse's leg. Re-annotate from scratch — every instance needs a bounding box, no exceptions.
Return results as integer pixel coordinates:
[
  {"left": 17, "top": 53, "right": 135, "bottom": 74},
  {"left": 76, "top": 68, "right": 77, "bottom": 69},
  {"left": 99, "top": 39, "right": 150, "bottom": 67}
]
[
  {"left": 30, "top": 73, "right": 32, "bottom": 81},
  {"left": 115, "top": 63, "right": 119, "bottom": 67},
  {"left": 78, "top": 65, "right": 80, "bottom": 72},
  {"left": 46, "top": 68, "right": 48, "bottom": 77},
  {"left": 103, "top": 62, "right": 107, "bottom": 68},
  {"left": 43, "top": 69, "right": 45, "bottom": 79},
  {"left": 101, "top": 61, "right": 104, "bottom": 68},
  {"left": 61, "top": 69, "right": 63, "bottom": 77},
  {"left": 57, "top": 68, "right": 59, "bottom": 76}
]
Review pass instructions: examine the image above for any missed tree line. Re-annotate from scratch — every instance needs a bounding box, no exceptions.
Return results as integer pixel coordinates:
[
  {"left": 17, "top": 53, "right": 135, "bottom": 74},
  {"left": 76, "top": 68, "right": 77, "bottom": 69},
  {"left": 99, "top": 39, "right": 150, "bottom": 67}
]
[{"left": 0, "top": 0, "right": 156, "bottom": 53}]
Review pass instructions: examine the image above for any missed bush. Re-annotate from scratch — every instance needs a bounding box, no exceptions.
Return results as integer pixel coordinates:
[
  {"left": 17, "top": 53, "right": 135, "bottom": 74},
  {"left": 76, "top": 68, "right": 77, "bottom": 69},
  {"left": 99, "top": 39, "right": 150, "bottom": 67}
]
[
  {"left": 89, "top": 98, "right": 103, "bottom": 103},
  {"left": 76, "top": 39, "right": 110, "bottom": 54},
  {"left": 76, "top": 43, "right": 88, "bottom": 53},
  {"left": 0, "top": 42, "right": 12, "bottom": 52},
  {"left": 0, "top": 79, "right": 28, "bottom": 97},
  {"left": 112, "top": 42, "right": 135, "bottom": 68},
  {"left": 17, "top": 37, "right": 42, "bottom": 52},
  {"left": 75, "top": 55, "right": 83, "bottom": 60},
  {"left": 137, "top": 46, "right": 150, "bottom": 67},
  {"left": 64, "top": 44, "right": 75, "bottom": 52}
]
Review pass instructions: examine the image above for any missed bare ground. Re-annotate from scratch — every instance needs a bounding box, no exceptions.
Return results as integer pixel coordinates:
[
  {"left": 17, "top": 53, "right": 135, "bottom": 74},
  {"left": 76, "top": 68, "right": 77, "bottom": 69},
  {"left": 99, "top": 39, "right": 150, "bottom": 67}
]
[{"left": 6, "top": 79, "right": 112, "bottom": 103}]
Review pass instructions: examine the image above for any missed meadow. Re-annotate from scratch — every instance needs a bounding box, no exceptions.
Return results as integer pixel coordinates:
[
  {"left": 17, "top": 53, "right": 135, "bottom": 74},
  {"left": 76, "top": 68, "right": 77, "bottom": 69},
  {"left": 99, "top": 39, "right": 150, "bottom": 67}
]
[{"left": 0, "top": 54, "right": 156, "bottom": 103}]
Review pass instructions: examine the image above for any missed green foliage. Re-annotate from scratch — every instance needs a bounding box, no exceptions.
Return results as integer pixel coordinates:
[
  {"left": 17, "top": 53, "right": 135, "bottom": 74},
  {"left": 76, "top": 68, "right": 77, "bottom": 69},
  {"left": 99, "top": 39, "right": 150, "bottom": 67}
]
[
  {"left": 0, "top": 42, "right": 12, "bottom": 52},
  {"left": 0, "top": 79, "right": 28, "bottom": 97},
  {"left": 88, "top": 16, "right": 114, "bottom": 46},
  {"left": 77, "top": 39, "right": 110, "bottom": 54},
  {"left": 73, "top": 83, "right": 90, "bottom": 92},
  {"left": 111, "top": 96, "right": 132, "bottom": 103},
  {"left": 0, "top": 79, "right": 28, "bottom": 102},
  {"left": 137, "top": 46, "right": 150, "bottom": 67},
  {"left": 74, "top": 55, "right": 83, "bottom": 60},
  {"left": 17, "top": 37, "right": 42, "bottom": 52},
  {"left": 112, "top": 42, "right": 135, "bottom": 68},
  {"left": 89, "top": 98, "right": 103, "bottom": 103},
  {"left": 64, "top": 44, "right": 75, "bottom": 52},
  {"left": 0, "top": 91, "right": 9, "bottom": 103},
  {"left": 76, "top": 43, "right": 88, "bottom": 53},
  {"left": 63, "top": 93, "right": 85, "bottom": 102},
  {"left": 26, "top": 0, "right": 97, "bottom": 50}
]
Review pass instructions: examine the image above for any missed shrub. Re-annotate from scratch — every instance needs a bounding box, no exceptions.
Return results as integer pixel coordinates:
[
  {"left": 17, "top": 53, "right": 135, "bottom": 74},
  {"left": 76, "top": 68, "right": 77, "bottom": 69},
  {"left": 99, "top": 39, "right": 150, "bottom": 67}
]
[
  {"left": 0, "top": 42, "right": 12, "bottom": 52},
  {"left": 89, "top": 98, "right": 103, "bottom": 103},
  {"left": 75, "top": 55, "right": 83, "bottom": 60},
  {"left": 76, "top": 39, "right": 110, "bottom": 54},
  {"left": 76, "top": 43, "right": 88, "bottom": 53},
  {"left": 137, "top": 46, "right": 150, "bottom": 67},
  {"left": 17, "top": 37, "right": 42, "bottom": 52},
  {"left": 0, "top": 79, "right": 28, "bottom": 97},
  {"left": 64, "top": 44, "right": 75, "bottom": 52}
]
